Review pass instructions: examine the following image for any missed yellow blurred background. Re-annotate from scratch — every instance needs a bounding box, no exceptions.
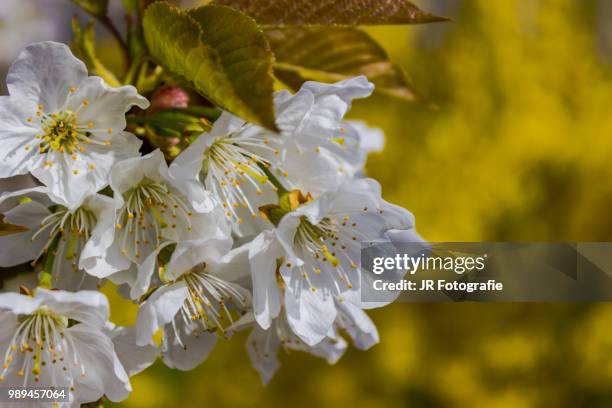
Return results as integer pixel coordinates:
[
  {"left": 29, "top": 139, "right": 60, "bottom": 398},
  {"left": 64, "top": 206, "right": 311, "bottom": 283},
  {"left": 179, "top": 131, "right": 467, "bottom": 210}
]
[{"left": 3, "top": 0, "right": 612, "bottom": 406}]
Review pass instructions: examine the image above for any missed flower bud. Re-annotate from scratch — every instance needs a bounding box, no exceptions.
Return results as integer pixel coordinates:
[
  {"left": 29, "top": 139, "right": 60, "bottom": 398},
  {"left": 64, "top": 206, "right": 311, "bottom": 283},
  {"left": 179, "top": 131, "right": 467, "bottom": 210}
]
[{"left": 151, "top": 85, "right": 189, "bottom": 110}]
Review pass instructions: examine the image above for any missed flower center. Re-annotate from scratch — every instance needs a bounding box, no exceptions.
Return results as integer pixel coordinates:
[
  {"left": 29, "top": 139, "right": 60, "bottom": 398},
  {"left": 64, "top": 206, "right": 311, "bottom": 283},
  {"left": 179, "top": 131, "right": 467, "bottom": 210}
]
[
  {"left": 294, "top": 217, "right": 341, "bottom": 267},
  {"left": 40, "top": 111, "right": 90, "bottom": 154},
  {"left": 0, "top": 307, "right": 74, "bottom": 385},
  {"left": 31, "top": 205, "right": 97, "bottom": 285},
  {"left": 288, "top": 213, "right": 369, "bottom": 293},
  {"left": 202, "top": 133, "right": 285, "bottom": 226},
  {"left": 116, "top": 178, "right": 192, "bottom": 261},
  {"left": 170, "top": 263, "right": 249, "bottom": 346}
]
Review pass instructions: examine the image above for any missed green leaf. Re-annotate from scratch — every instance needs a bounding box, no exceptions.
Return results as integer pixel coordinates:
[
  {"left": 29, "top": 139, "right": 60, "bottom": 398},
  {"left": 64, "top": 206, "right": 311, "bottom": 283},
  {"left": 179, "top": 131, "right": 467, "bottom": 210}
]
[
  {"left": 268, "top": 27, "right": 420, "bottom": 101},
  {"left": 71, "top": 0, "right": 109, "bottom": 18},
  {"left": 71, "top": 19, "right": 121, "bottom": 87},
  {"left": 143, "top": 2, "right": 277, "bottom": 130},
  {"left": 212, "top": 0, "right": 448, "bottom": 25}
]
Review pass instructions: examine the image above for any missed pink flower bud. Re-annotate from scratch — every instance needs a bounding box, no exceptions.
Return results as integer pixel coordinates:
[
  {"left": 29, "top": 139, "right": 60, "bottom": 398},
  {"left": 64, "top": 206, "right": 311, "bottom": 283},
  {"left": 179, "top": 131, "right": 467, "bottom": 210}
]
[{"left": 151, "top": 86, "right": 189, "bottom": 110}]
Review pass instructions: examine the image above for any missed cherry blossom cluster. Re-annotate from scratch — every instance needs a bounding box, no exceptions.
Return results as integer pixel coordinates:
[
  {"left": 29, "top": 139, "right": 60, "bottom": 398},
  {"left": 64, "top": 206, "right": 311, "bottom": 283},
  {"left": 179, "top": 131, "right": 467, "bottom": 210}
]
[{"left": 0, "top": 42, "right": 422, "bottom": 406}]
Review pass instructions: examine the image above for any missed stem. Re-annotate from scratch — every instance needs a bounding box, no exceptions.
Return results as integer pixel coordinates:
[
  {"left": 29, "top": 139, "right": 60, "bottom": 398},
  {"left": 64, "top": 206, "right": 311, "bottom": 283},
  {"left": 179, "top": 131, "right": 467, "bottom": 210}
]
[
  {"left": 259, "top": 164, "right": 289, "bottom": 195},
  {"left": 39, "top": 234, "right": 60, "bottom": 289},
  {"left": 180, "top": 106, "right": 222, "bottom": 121}
]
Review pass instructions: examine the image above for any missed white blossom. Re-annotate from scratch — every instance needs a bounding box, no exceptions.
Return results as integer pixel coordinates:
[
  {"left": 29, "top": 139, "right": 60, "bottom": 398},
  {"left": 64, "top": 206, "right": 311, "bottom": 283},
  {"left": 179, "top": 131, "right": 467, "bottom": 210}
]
[
  {"left": 170, "top": 112, "right": 285, "bottom": 237},
  {"left": 135, "top": 237, "right": 251, "bottom": 370},
  {"left": 0, "top": 288, "right": 131, "bottom": 407},
  {"left": 0, "top": 42, "right": 149, "bottom": 207},
  {"left": 248, "top": 178, "right": 422, "bottom": 345},
  {"left": 0, "top": 38, "right": 422, "bottom": 393},
  {"left": 0, "top": 187, "right": 113, "bottom": 291},
  {"left": 273, "top": 76, "right": 381, "bottom": 192}
]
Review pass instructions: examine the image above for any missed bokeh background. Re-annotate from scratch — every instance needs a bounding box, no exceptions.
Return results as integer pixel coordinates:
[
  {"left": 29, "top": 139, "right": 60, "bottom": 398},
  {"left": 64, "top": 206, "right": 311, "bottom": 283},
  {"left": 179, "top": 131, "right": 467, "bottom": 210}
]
[{"left": 3, "top": 0, "right": 612, "bottom": 406}]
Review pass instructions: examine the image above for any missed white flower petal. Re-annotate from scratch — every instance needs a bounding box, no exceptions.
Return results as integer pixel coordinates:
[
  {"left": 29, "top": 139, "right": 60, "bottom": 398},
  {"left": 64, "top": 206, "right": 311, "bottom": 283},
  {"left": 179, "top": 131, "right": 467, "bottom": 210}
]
[
  {"left": 0, "top": 292, "right": 41, "bottom": 314},
  {"left": 131, "top": 240, "right": 175, "bottom": 300},
  {"left": 301, "top": 76, "right": 374, "bottom": 107},
  {"left": 35, "top": 288, "right": 109, "bottom": 327},
  {"left": 307, "top": 334, "right": 347, "bottom": 364},
  {"left": 167, "top": 133, "right": 219, "bottom": 216},
  {"left": 0, "top": 199, "right": 50, "bottom": 267},
  {"left": 248, "top": 231, "right": 282, "bottom": 329},
  {"left": 51, "top": 253, "right": 102, "bottom": 292},
  {"left": 274, "top": 88, "right": 315, "bottom": 133},
  {"left": 79, "top": 193, "right": 133, "bottom": 280},
  {"left": 209, "top": 111, "right": 247, "bottom": 137},
  {"left": 69, "top": 76, "right": 149, "bottom": 134},
  {"left": 246, "top": 325, "right": 281, "bottom": 385},
  {"left": 105, "top": 324, "right": 158, "bottom": 376},
  {"left": 274, "top": 214, "right": 304, "bottom": 263},
  {"left": 178, "top": 206, "right": 230, "bottom": 244},
  {"left": 168, "top": 128, "right": 213, "bottom": 182},
  {"left": 281, "top": 137, "right": 355, "bottom": 194},
  {"left": 347, "top": 120, "right": 385, "bottom": 154},
  {"left": 80, "top": 224, "right": 132, "bottom": 279},
  {"left": 0, "top": 96, "right": 39, "bottom": 177},
  {"left": 163, "top": 237, "right": 232, "bottom": 281},
  {"left": 0, "top": 311, "right": 18, "bottom": 343},
  {"left": 110, "top": 149, "right": 167, "bottom": 194},
  {"left": 161, "top": 319, "right": 217, "bottom": 371},
  {"left": 67, "top": 323, "right": 131, "bottom": 404},
  {"left": 336, "top": 301, "right": 379, "bottom": 350},
  {"left": 212, "top": 241, "right": 252, "bottom": 284},
  {"left": 276, "top": 76, "right": 370, "bottom": 136},
  {"left": 0, "top": 185, "right": 52, "bottom": 212},
  {"left": 271, "top": 77, "right": 377, "bottom": 193},
  {"left": 78, "top": 131, "right": 142, "bottom": 195},
  {"left": 135, "top": 281, "right": 188, "bottom": 346},
  {"left": 284, "top": 286, "right": 336, "bottom": 347},
  {"left": 6, "top": 41, "right": 87, "bottom": 113},
  {"left": 106, "top": 264, "right": 138, "bottom": 291},
  {"left": 171, "top": 177, "right": 216, "bottom": 214},
  {"left": 0, "top": 174, "right": 40, "bottom": 197},
  {"left": 79, "top": 194, "right": 128, "bottom": 276},
  {"left": 30, "top": 151, "right": 85, "bottom": 208}
]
